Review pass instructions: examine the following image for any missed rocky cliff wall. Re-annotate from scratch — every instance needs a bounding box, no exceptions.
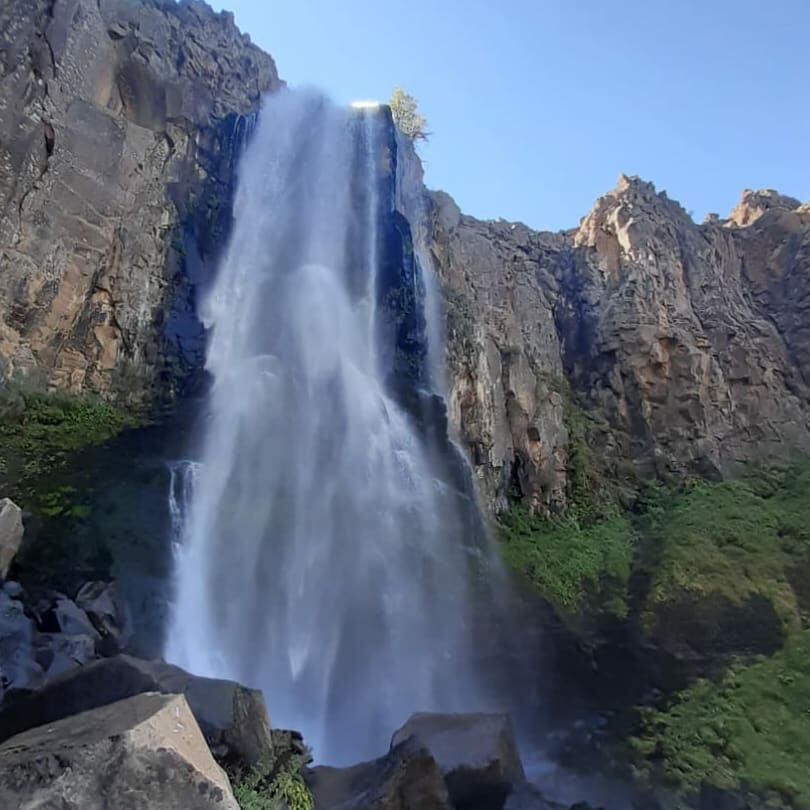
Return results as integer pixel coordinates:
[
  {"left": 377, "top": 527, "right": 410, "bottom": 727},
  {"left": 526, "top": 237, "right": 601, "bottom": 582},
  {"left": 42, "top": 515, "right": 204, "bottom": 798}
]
[
  {"left": 0, "top": 0, "right": 279, "bottom": 404},
  {"left": 431, "top": 179, "right": 810, "bottom": 513}
]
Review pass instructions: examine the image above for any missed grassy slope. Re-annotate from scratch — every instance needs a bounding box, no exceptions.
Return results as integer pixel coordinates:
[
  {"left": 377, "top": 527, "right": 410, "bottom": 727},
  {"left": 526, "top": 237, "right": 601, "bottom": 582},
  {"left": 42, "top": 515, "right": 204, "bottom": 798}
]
[
  {"left": 633, "top": 629, "right": 810, "bottom": 808},
  {"left": 498, "top": 456, "right": 810, "bottom": 806}
]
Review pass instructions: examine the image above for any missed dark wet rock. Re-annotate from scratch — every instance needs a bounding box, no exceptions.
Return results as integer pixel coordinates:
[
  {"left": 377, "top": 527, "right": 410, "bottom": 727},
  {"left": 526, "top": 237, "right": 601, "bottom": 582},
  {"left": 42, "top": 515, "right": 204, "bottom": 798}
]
[
  {"left": 33, "top": 633, "right": 96, "bottom": 680},
  {"left": 75, "top": 580, "right": 131, "bottom": 654},
  {"left": 0, "top": 592, "right": 42, "bottom": 697},
  {"left": 53, "top": 598, "right": 101, "bottom": 643},
  {"left": 390, "top": 713, "right": 526, "bottom": 810},
  {"left": 0, "top": 691, "right": 239, "bottom": 809},
  {"left": 0, "top": 654, "right": 272, "bottom": 766},
  {"left": 2, "top": 581, "right": 24, "bottom": 599},
  {"left": 0, "top": 499, "right": 23, "bottom": 580},
  {"left": 308, "top": 736, "right": 452, "bottom": 810},
  {"left": 504, "top": 783, "right": 566, "bottom": 809}
]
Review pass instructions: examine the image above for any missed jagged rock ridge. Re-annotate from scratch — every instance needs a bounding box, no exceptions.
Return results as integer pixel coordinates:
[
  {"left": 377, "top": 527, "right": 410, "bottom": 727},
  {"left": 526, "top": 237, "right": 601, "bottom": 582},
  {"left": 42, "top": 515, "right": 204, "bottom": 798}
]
[{"left": 432, "top": 179, "right": 810, "bottom": 511}]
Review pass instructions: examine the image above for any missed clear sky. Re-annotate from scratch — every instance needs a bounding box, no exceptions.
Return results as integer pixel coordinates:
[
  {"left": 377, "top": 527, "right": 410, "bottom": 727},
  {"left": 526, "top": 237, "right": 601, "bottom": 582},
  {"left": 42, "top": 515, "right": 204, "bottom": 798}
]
[{"left": 210, "top": 0, "right": 810, "bottom": 231}]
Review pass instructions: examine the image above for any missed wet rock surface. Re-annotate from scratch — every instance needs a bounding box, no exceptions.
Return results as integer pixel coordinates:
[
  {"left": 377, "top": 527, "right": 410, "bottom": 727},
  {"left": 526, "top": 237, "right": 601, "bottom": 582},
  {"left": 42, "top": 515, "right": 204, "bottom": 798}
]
[
  {"left": 391, "top": 712, "right": 526, "bottom": 810},
  {"left": 0, "top": 579, "right": 128, "bottom": 701},
  {"left": 308, "top": 736, "right": 453, "bottom": 810}
]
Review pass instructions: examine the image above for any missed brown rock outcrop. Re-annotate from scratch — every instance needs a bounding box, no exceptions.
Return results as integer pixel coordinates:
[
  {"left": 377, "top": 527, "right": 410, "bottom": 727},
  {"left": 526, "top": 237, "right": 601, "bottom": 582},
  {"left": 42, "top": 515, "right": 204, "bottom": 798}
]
[
  {"left": 430, "top": 177, "right": 810, "bottom": 512},
  {"left": 0, "top": 0, "right": 279, "bottom": 403}
]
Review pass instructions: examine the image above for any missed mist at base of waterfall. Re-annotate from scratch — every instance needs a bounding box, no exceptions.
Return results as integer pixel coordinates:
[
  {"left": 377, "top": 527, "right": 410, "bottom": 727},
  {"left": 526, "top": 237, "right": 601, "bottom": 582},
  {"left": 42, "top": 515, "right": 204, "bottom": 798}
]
[{"left": 164, "top": 90, "right": 518, "bottom": 764}]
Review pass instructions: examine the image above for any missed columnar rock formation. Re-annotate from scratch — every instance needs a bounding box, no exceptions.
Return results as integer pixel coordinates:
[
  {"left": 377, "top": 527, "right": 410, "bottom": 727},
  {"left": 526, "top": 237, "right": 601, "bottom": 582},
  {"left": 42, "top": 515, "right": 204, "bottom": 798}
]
[
  {"left": 0, "top": 0, "right": 279, "bottom": 403},
  {"left": 432, "top": 181, "right": 810, "bottom": 512}
]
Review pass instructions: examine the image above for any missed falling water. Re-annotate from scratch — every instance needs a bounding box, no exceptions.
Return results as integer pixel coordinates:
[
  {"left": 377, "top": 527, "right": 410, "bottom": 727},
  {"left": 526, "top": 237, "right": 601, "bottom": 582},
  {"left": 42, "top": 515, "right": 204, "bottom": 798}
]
[{"left": 165, "top": 90, "right": 498, "bottom": 764}]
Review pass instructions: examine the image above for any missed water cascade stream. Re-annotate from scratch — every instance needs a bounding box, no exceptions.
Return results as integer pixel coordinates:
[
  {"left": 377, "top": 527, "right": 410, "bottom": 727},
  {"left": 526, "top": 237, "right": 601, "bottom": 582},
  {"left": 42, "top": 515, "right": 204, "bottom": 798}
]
[{"left": 165, "top": 90, "right": 508, "bottom": 764}]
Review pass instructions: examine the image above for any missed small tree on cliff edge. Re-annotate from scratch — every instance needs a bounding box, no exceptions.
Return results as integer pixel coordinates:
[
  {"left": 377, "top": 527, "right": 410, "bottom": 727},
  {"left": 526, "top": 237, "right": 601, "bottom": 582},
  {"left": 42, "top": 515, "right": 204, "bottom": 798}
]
[{"left": 389, "top": 88, "right": 428, "bottom": 141}]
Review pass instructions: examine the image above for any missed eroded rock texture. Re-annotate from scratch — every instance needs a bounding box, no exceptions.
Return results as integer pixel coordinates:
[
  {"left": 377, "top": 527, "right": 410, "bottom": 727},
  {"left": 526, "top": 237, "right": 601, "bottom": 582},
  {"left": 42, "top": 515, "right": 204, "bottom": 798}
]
[
  {"left": 0, "top": 0, "right": 279, "bottom": 403},
  {"left": 431, "top": 179, "right": 810, "bottom": 512}
]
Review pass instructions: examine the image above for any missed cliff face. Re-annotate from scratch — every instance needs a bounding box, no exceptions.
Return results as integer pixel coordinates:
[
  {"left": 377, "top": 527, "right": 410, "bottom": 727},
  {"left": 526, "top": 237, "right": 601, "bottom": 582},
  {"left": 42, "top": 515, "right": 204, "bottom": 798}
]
[
  {"left": 431, "top": 179, "right": 810, "bottom": 512},
  {"left": 0, "top": 0, "right": 279, "bottom": 403},
  {"left": 1, "top": 0, "right": 808, "bottom": 512}
]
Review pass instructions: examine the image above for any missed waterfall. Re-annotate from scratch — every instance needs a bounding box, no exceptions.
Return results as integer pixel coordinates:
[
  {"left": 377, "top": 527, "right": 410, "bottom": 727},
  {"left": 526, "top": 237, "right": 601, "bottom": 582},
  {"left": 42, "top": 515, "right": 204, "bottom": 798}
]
[{"left": 165, "top": 90, "right": 500, "bottom": 764}]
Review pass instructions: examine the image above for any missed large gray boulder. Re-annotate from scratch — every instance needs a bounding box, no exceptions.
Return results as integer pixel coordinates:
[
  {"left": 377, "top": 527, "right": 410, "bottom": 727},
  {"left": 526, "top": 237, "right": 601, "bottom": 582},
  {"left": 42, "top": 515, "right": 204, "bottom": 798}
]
[
  {"left": 308, "top": 736, "right": 452, "bottom": 810},
  {"left": 0, "top": 691, "right": 239, "bottom": 809},
  {"left": 0, "top": 654, "right": 272, "bottom": 766},
  {"left": 390, "top": 713, "right": 526, "bottom": 810},
  {"left": 0, "top": 499, "right": 23, "bottom": 580}
]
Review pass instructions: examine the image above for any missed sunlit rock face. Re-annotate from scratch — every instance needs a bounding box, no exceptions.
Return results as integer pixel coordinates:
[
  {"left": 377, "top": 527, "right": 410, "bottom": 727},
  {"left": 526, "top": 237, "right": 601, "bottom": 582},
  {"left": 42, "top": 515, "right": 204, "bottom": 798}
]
[
  {"left": 0, "top": 0, "right": 279, "bottom": 403},
  {"left": 430, "top": 177, "right": 810, "bottom": 513}
]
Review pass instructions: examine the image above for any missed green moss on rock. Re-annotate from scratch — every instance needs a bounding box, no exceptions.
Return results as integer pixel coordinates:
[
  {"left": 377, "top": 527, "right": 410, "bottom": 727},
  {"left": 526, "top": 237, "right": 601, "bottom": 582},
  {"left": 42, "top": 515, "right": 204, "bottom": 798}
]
[
  {"left": 641, "top": 461, "right": 810, "bottom": 638},
  {"left": 0, "top": 382, "right": 139, "bottom": 504},
  {"left": 633, "top": 629, "right": 810, "bottom": 809}
]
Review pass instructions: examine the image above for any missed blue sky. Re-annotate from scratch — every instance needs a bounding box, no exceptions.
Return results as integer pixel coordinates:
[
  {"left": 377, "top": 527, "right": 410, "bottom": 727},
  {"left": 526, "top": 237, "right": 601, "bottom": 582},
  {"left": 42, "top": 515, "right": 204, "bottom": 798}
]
[{"left": 211, "top": 0, "right": 810, "bottom": 231}]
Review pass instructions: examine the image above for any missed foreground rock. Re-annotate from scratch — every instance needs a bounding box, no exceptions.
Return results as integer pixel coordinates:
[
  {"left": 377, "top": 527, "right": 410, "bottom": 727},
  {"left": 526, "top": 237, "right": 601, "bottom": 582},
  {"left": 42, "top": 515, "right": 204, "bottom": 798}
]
[
  {"left": 0, "top": 499, "right": 23, "bottom": 580},
  {"left": 308, "top": 736, "right": 452, "bottom": 810},
  {"left": 391, "top": 713, "right": 526, "bottom": 809},
  {"left": 0, "top": 691, "right": 239, "bottom": 809},
  {"left": 0, "top": 654, "right": 272, "bottom": 766}
]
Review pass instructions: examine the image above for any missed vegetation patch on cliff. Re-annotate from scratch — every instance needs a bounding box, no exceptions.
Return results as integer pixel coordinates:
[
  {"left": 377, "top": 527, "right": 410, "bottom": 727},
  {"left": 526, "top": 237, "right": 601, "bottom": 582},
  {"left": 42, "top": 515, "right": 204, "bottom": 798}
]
[
  {"left": 499, "top": 506, "right": 634, "bottom": 619},
  {"left": 632, "top": 629, "right": 810, "bottom": 809},
  {"left": 0, "top": 382, "right": 139, "bottom": 502},
  {"left": 641, "top": 460, "right": 810, "bottom": 634}
]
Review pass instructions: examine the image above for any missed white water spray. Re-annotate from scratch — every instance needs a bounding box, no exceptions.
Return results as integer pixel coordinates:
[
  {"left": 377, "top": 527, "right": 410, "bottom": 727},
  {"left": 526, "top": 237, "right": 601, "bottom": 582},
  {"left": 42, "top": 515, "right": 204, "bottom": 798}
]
[{"left": 165, "top": 90, "right": 496, "bottom": 763}]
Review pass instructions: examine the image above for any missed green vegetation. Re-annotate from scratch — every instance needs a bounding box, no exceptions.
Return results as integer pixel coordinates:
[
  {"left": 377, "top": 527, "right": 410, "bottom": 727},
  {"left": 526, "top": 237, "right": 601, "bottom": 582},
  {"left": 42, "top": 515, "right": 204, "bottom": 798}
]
[
  {"left": 499, "top": 506, "right": 634, "bottom": 619},
  {"left": 231, "top": 741, "right": 313, "bottom": 810},
  {"left": 498, "top": 384, "right": 635, "bottom": 619},
  {"left": 633, "top": 629, "right": 810, "bottom": 809},
  {"left": 389, "top": 87, "right": 428, "bottom": 141},
  {"left": 0, "top": 380, "right": 138, "bottom": 503},
  {"left": 642, "top": 460, "right": 810, "bottom": 631}
]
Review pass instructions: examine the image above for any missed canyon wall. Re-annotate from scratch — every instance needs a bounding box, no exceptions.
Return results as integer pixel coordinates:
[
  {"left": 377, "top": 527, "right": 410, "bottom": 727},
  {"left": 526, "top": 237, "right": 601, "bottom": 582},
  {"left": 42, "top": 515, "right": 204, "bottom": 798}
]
[
  {"left": 0, "top": 0, "right": 279, "bottom": 404},
  {"left": 1, "top": 0, "right": 808, "bottom": 513},
  {"left": 431, "top": 179, "right": 810, "bottom": 512}
]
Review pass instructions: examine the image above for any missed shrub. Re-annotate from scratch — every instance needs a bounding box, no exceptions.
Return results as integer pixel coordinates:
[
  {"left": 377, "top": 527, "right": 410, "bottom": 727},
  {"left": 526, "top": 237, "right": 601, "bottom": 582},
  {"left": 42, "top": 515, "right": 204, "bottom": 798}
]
[
  {"left": 632, "top": 629, "right": 810, "bottom": 808},
  {"left": 231, "top": 741, "right": 313, "bottom": 810},
  {"left": 389, "top": 88, "right": 428, "bottom": 141}
]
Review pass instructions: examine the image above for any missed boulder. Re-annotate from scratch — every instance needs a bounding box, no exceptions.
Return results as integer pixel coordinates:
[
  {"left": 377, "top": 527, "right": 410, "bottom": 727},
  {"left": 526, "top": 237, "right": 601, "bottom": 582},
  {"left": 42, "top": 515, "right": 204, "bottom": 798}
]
[
  {"left": 0, "top": 692, "right": 239, "bottom": 809},
  {"left": 308, "top": 736, "right": 452, "bottom": 810},
  {"left": 0, "top": 654, "right": 272, "bottom": 766},
  {"left": 75, "top": 580, "right": 131, "bottom": 653},
  {"left": 33, "top": 633, "right": 96, "bottom": 679},
  {"left": 53, "top": 598, "right": 101, "bottom": 642},
  {"left": 0, "top": 592, "right": 43, "bottom": 698},
  {"left": 390, "top": 713, "right": 526, "bottom": 810},
  {"left": 0, "top": 499, "right": 23, "bottom": 580}
]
